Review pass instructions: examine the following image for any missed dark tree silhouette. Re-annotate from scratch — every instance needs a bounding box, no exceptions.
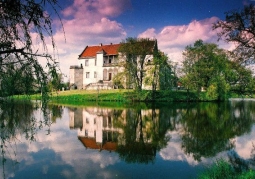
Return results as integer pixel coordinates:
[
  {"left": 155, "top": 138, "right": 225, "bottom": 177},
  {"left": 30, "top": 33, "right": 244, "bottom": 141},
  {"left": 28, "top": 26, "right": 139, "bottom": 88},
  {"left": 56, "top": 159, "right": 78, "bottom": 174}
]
[
  {"left": 213, "top": 4, "right": 255, "bottom": 63},
  {"left": 0, "top": 0, "right": 63, "bottom": 97}
]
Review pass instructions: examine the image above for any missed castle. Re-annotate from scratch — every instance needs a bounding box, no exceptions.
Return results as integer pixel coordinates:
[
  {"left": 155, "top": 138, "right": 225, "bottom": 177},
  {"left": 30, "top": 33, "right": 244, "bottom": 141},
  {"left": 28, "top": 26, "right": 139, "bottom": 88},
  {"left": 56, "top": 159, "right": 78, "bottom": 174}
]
[{"left": 69, "top": 41, "right": 157, "bottom": 90}]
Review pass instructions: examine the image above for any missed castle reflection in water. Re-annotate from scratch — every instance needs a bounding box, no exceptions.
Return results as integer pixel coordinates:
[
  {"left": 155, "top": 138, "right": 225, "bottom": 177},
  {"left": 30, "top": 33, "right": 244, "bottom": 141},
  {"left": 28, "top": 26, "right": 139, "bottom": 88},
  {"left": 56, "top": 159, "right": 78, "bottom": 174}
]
[
  {"left": 69, "top": 106, "right": 164, "bottom": 157},
  {"left": 69, "top": 107, "right": 119, "bottom": 151}
]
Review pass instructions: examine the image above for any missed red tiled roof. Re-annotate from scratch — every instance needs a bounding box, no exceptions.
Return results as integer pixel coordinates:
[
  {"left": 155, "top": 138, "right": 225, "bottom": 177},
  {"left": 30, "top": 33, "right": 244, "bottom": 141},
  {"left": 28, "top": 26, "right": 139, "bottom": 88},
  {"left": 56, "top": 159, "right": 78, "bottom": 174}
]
[
  {"left": 79, "top": 43, "right": 121, "bottom": 58},
  {"left": 78, "top": 137, "right": 117, "bottom": 151}
]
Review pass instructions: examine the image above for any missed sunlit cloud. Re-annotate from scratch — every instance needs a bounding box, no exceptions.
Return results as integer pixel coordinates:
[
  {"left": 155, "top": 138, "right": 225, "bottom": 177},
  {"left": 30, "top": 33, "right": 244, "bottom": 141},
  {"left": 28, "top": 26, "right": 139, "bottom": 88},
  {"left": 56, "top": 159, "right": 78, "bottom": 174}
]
[
  {"left": 62, "top": 0, "right": 131, "bottom": 19},
  {"left": 138, "top": 17, "right": 234, "bottom": 63}
]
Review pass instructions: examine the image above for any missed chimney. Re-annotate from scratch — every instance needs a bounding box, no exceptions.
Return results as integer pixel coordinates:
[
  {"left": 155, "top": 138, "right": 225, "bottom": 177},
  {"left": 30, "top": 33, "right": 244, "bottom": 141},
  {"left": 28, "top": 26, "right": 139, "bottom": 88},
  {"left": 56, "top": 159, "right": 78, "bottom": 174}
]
[{"left": 100, "top": 43, "right": 102, "bottom": 46}]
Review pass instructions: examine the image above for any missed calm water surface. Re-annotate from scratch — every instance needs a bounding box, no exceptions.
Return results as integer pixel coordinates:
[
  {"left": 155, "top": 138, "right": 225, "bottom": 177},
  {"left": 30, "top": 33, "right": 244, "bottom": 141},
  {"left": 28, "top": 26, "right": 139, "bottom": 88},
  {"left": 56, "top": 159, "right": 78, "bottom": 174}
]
[{"left": 1, "top": 99, "right": 255, "bottom": 179}]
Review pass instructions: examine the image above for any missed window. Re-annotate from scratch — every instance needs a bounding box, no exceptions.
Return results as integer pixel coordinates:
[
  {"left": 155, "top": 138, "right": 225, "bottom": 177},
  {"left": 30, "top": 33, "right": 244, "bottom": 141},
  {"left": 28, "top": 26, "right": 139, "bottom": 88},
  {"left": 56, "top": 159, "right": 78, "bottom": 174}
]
[
  {"left": 86, "top": 72, "right": 90, "bottom": 78},
  {"left": 109, "top": 58, "right": 112, "bottom": 63},
  {"left": 86, "top": 117, "right": 89, "bottom": 124},
  {"left": 94, "top": 72, "right": 97, "bottom": 78},
  {"left": 103, "top": 117, "right": 107, "bottom": 127},
  {"left": 108, "top": 116, "right": 112, "bottom": 127},
  {"left": 95, "top": 59, "right": 97, "bottom": 66},
  {"left": 85, "top": 130, "right": 88, "bottom": 137},
  {"left": 85, "top": 60, "right": 89, "bottom": 66}
]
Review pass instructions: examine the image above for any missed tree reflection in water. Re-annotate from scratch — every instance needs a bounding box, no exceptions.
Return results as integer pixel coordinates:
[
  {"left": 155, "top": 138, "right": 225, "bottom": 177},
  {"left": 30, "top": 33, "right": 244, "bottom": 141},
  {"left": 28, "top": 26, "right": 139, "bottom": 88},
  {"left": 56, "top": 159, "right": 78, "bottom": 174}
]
[
  {"left": 179, "top": 101, "right": 255, "bottom": 161},
  {"left": 0, "top": 100, "right": 63, "bottom": 179},
  {"left": 116, "top": 107, "right": 171, "bottom": 164}
]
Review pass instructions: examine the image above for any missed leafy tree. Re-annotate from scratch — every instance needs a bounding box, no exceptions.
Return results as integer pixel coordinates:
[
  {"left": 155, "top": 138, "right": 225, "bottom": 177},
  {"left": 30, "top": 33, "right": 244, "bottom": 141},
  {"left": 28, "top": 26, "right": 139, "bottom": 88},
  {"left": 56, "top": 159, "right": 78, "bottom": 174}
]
[
  {"left": 225, "top": 60, "right": 255, "bottom": 96},
  {"left": 181, "top": 40, "right": 231, "bottom": 99},
  {"left": 117, "top": 38, "right": 158, "bottom": 90},
  {"left": 0, "top": 55, "right": 35, "bottom": 96},
  {"left": 181, "top": 40, "right": 255, "bottom": 99},
  {"left": 144, "top": 52, "right": 176, "bottom": 91},
  {"left": 0, "top": 0, "right": 62, "bottom": 97},
  {"left": 48, "top": 73, "right": 63, "bottom": 92},
  {"left": 213, "top": 4, "right": 255, "bottom": 63}
]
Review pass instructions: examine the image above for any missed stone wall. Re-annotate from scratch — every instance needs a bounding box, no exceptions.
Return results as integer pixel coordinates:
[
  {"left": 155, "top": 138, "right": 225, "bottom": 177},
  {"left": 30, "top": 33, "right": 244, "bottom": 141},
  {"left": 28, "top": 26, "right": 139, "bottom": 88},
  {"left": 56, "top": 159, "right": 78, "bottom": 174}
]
[{"left": 70, "top": 66, "right": 83, "bottom": 89}]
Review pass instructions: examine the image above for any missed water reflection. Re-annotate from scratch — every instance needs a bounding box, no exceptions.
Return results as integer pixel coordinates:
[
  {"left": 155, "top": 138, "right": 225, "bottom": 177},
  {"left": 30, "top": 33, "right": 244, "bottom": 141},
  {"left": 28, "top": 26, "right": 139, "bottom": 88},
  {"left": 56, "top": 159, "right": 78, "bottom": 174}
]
[
  {"left": 69, "top": 107, "right": 170, "bottom": 164},
  {"left": 180, "top": 102, "right": 255, "bottom": 161},
  {"left": 69, "top": 107, "right": 120, "bottom": 152},
  {"left": 0, "top": 100, "right": 50, "bottom": 179},
  {"left": 68, "top": 101, "right": 255, "bottom": 165},
  {"left": 0, "top": 100, "right": 255, "bottom": 178}
]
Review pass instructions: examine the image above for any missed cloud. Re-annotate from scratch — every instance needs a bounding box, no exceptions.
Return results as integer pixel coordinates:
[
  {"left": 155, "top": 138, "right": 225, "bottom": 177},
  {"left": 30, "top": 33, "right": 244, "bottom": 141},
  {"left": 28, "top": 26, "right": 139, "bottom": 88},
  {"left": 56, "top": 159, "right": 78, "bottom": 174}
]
[
  {"left": 160, "top": 131, "right": 199, "bottom": 166},
  {"left": 138, "top": 17, "right": 234, "bottom": 62},
  {"left": 235, "top": 125, "right": 255, "bottom": 159},
  {"left": 57, "top": 0, "right": 129, "bottom": 44},
  {"left": 62, "top": 0, "right": 131, "bottom": 19}
]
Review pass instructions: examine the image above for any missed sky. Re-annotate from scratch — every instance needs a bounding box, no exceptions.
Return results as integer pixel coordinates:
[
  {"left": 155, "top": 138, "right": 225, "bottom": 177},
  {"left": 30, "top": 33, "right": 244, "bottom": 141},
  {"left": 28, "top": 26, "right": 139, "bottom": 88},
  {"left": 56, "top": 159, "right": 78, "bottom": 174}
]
[{"left": 45, "top": 0, "right": 255, "bottom": 81}]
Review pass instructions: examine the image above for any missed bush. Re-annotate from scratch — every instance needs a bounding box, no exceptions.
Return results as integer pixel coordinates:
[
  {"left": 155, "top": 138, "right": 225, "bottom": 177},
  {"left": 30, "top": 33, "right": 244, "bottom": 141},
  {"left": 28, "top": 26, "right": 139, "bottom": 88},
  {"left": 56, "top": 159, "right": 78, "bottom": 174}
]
[{"left": 198, "top": 159, "right": 255, "bottom": 179}]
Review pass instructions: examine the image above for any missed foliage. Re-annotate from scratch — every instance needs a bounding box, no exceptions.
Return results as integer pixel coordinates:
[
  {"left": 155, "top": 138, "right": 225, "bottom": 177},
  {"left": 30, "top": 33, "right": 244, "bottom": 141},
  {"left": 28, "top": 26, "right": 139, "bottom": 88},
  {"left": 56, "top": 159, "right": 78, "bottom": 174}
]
[
  {"left": 47, "top": 73, "right": 64, "bottom": 92},
  {"left": 181, "top": 40, "right": 255, "bottom": 100},
  {"left": 198, "top": 159, "right": 255, "bottom": 179},
  {"left": 182, "top": 40, "right": 229, "bottom": 96},
  {"left": 144, "top": 52, "right": 177, "bottom": 91},
  {"left": 117, "top": 37, "right": 158, "bottom": 90},
  {"left": 225, "top": 60, "right": 255, "bottom": 96},
  {"left": 0, "top": 56, "right": 35, "bottom": 96},
  {"left": 213, "top": 4, "right": 255, "bottom": 63},
  {"left": 0, "top": 0, "right": 62, "bottom": 98}
]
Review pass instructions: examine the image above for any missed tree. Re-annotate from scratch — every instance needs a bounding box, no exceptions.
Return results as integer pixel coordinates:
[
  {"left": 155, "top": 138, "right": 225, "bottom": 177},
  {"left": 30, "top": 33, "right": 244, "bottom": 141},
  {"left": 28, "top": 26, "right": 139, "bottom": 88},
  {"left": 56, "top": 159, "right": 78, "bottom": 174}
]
[
  {"left": 182, "top": 40, "right": 229, "bottom": 97},
  {"left": 0, "top": 56, "right": 35, "bottom": 96},
  {"left": 117, "top": 38, "right": 158, "bottom": 90},
  {"left": 0, "top": 0, "right": 62, "bottom": 97},
  {"left": 225, "top": 60, "right": 255, "bottom": 96},
  {"left": 48, "top": 73, "right": 63, "bottom": 92},
  {"left": 182, "top": 40, "right": 255, "bottom": 99},
  {"left": 213, "top": 4, "right": 255, "bottom": 63},
  {"left": 144, "top": 52, "right": 176, "bottom": 91}
]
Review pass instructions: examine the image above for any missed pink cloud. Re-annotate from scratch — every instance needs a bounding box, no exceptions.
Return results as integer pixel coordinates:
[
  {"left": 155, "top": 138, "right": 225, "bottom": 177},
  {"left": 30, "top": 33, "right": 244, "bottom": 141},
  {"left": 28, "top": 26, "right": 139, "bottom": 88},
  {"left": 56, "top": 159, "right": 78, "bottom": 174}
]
[
  {"left": 139, "top": 17, "right": 233, "bottom": 62},
  {"left": 56, "top": 0, "right": 129, "bottom": 47},
  {"left": 62, "top": 0, "right": 131, "bottom": 19}
]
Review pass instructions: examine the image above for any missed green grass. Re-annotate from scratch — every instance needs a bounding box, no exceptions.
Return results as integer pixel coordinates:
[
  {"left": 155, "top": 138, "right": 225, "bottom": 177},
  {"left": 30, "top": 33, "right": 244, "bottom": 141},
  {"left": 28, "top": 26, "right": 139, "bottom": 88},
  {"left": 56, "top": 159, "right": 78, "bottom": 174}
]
[
  {"left": 197, "top": 159, "right": 255, "bottom": 179},
  {"left": 12, "top": 89, "right": 246, "bottom": 103}
]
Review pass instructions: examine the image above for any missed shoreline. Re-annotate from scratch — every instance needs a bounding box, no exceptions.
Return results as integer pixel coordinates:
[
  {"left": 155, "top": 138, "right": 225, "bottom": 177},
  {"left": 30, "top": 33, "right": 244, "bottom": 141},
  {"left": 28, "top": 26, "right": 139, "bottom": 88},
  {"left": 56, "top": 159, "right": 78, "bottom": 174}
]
[{"left": 11, "top": 89, "right": 252, "bottom": 103}]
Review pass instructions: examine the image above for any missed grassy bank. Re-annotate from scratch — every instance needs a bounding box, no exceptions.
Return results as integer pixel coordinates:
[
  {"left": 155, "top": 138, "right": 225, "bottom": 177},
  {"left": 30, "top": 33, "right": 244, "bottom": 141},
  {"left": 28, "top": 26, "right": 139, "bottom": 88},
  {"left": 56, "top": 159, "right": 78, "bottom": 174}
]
[
  {"left": 13, "top": 89, "right": 245, "bottom": 103},
  {"left": 13, "top": 89, "right": 200, "bottom": 102}
]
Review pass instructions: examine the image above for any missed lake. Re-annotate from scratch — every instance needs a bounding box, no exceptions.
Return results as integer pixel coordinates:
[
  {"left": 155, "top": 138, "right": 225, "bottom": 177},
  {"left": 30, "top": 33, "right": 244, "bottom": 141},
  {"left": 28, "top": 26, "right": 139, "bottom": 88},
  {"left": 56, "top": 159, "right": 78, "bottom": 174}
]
[{"left": 0, "top": 99, "right": 255, "bottom": 179}]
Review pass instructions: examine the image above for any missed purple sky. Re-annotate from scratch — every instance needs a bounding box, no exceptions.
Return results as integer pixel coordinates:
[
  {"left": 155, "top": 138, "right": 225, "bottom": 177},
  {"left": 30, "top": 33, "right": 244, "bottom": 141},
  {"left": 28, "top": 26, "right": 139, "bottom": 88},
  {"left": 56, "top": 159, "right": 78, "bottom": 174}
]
[{"left": 42, "top": 0, "right": 254, "bottom": 81}]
